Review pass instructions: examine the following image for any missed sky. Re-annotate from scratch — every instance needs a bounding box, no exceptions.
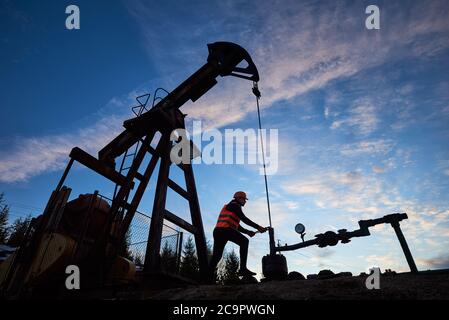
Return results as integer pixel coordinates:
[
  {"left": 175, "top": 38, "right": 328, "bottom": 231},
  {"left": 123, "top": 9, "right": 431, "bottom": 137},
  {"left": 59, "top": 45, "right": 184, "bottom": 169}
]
[{"left": 1, "top": 0, "right": 449, "bottom": 278}]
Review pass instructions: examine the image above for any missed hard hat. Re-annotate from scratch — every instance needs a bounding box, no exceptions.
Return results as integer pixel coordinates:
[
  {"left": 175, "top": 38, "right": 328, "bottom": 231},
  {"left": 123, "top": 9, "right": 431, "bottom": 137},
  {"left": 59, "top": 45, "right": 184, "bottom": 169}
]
[{"left": 233, "top": 191, "right": 248, "bottom": 200}]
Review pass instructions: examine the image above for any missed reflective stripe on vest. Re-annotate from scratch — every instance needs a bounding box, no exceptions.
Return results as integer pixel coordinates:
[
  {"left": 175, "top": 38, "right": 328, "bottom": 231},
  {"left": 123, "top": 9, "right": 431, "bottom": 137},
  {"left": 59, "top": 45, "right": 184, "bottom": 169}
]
[{"left": 215, "top": 205, "right": 240, "bottom": 229}]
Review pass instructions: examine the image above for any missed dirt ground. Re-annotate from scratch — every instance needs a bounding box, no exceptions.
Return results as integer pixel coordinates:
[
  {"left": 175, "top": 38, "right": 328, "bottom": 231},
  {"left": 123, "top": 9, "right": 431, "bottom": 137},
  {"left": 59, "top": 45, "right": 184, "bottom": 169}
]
[{"left": 145, "top": 272, "right": 449, "bottom": 300}]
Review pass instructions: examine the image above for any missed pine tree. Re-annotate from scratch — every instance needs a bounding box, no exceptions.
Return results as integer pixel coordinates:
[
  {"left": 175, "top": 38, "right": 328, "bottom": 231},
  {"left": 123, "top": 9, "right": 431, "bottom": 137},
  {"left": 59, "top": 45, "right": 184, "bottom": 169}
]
[
  {"left": 0, "top": 193, "right": 9, "bottom": 244},
  {"left": 133, "top": 252, "right": 144, "bottom": 267},
  {"left": 206, "top": 239, "right": 219, "bottom": 282},
  {"left": 7, "top": 215, "right": 32, "bottom": 247},
  {"left": 179, "top": 236, "right": 199, "bottom": 280},
  {"left": 119, "top": 229, "right": 132, "bottom": 260},
  {"left": 160, "top": 241, "right": 178, "bottom": 273},
  {"left": 206, "top": 239, "right": 213, "bottom": 262},
  {"left": 219, "top": 250, "right": 240, "bottom": 285}
]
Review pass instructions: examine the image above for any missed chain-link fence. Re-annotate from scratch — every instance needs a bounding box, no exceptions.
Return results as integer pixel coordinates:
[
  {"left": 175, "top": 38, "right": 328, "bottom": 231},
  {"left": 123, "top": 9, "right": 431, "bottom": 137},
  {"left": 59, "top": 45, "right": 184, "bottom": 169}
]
[
  {"left": 96, "top": 194, "right": 183, "bottom": 274},
  {"left": 128, "top": 211, "right": 182, "bottom": 273}
]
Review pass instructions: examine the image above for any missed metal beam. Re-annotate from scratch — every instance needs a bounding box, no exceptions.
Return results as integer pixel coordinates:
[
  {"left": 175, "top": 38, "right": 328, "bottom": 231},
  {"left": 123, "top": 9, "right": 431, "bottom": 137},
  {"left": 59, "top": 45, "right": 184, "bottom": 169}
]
[
  {"left": 183, "top": 162, "right": 209, "bottom": 278},
  {"left": 391, "top": 222, "right": 418, "bottom": 273},
  {"left": 98, "top": 130, "right": 141, "bottom": 164},
  {"left": 144, "top": 135, "right": 172, "bottom": 272},
  {"left": 167, "top": 179, "right": 190, "bottom": 200},
  {"left": 69, "top": 147, "right": 132, "bottom": 188},
  {"left": 164, "top": 209, "right": 197, "bottom": 235},
  {"left": 148, "top": 145, "right": 185, "bottom": 172}
]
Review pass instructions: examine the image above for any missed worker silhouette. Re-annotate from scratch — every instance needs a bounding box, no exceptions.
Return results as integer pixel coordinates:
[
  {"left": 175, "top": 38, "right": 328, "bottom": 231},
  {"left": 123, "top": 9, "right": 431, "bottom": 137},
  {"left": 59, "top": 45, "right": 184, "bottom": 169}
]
[{"left": 209, "top": 191, "right": 267, "bottom": 280}]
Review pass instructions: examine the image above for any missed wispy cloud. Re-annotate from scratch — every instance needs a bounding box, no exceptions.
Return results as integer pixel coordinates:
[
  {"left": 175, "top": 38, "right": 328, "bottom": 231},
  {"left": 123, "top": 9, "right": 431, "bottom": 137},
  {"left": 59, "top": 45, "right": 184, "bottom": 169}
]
[
  {"left": 340, "top": 139, "right": 395, "bottom": 157},
  {"left": 127, "top": 0, "right": 449, "bottom": 130},
  {"left": 2, "top": 0, "right": 449, "bottom": 184},
  {"left": 438, "top": 160, "right": 449, "bottom": 177},
  {"left": 280, "top": 156, "right": 449, "bottom": 270},
  {"left": 330, "top": 99, "right": 379, "bottom": 135},
  {"left": 365, "top": 254, "right": 407, "bottom": 272},
  {"left": 418, "top": 254, "right": 449, "bottom": 269},
  {"left": 281, "top": 169, "right": 387, "bottom": 217},
  {"left": 0, "top": 82, "right": 160, "bottom": 183},
  {"left": 0, "top": 115, "right": 124, "bottom": 183}
]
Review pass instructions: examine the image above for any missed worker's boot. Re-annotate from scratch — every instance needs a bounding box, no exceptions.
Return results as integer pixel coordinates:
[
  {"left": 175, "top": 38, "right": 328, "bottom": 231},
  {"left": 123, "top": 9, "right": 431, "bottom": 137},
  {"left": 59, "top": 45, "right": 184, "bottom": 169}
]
[{"left": 238, "top": 268, "right": 257, "bottom": 276}]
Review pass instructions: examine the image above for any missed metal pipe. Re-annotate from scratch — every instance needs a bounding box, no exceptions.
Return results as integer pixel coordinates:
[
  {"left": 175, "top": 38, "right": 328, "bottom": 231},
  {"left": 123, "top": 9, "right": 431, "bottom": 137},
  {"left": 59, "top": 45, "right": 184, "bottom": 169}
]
[
  {"left": 55, "top": 158, "right": 74, "bottom": 192},
  {"left": 391, "top": 222, "right": 418, "bottom": 273},
  {"left": 268, "top": 227, "right": 276, "bottom": 255}
]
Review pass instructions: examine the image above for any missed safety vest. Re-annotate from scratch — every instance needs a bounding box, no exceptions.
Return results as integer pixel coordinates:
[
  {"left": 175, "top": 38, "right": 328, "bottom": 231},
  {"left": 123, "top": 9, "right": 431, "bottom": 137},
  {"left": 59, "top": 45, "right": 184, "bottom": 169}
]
[{"left": 215, "top": 204, "right": 240, "bottom": 229}]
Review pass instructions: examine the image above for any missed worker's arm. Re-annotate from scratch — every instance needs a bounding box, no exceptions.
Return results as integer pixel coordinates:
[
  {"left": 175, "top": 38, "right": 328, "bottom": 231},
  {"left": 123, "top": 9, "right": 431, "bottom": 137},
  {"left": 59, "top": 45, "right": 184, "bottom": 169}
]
[
  {"left": 238, "top": 225, "right": 255, "bottom": 236},
  {"left": 227, "top": 202, "right": 262, "bottom": 230}
]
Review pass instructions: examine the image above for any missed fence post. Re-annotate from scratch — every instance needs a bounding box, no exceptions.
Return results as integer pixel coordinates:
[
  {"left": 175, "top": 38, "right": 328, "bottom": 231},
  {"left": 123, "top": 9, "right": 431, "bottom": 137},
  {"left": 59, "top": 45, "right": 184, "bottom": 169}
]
[{"left": 177, "top": 232, "right": 184, "bottom": 273}]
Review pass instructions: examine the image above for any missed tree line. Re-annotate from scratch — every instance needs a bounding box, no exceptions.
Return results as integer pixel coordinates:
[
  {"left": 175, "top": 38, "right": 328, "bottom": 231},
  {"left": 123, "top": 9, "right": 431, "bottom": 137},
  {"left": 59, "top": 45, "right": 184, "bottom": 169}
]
[
  {"left": 0, "top": 193, "right": 32, "bottom": 247},
  {"left": 127, "top": 235, "right": 242, "bottom": 285},
  {"left": 160, "top": 236, "right": 241, "bottom": 285}
]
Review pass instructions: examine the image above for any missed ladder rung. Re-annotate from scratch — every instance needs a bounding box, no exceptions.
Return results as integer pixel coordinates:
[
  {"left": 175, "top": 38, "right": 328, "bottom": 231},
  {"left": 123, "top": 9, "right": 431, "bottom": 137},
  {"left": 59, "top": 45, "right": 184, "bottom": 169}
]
[
  {"left": 135, "top": 172, "right": 145, "bottom": 181},
  {"left": 147, "top": 146, "right": 157, "bottom": 155},
  {"left": 164, "top": 209, "right": 197, "bottom": 235},
  {"left": 167, "top": 179, "right": 190, "bottom": 200}
]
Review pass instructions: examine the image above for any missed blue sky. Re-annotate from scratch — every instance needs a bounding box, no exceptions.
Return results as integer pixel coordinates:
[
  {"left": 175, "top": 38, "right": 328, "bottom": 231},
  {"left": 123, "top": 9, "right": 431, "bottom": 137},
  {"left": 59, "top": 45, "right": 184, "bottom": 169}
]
[{"left": 1, "top": 0, "right": 449, "bottom": 277}]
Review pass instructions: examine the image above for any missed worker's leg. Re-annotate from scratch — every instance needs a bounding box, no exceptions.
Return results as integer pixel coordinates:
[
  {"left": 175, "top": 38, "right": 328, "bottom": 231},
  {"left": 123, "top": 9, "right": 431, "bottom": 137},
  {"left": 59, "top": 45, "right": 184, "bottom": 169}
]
[
  {"left": 209, "top": 228, "right": 228, "bottom": 272},
  {"left": 224, "top": 228, "right": 250, "bottom": 271}
]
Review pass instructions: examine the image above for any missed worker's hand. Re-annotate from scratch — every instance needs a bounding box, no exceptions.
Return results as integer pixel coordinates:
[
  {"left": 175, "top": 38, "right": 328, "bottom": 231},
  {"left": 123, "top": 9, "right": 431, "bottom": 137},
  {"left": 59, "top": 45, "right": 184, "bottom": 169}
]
[
  {"left": 247, "top": 231, "right": 256, "bottom": 237},
  {"left": 257, "top": 226, "right": 268, "bottom": 233}
]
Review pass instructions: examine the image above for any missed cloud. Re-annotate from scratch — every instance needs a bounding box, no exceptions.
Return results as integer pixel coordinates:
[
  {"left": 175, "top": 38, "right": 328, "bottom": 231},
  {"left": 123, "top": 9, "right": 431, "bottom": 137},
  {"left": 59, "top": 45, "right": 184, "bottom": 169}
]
[
  {"left": 372, "top": 157, "right": 396, "bottom": 174},
  {"left": 0, "top": 83, "right": 162, "bottom": 183},
  {"left": 372, "top": 166, "right": 386, "bottom": 174},
  {"left": 0, "top": 88, "right": 139, "bottom": 184},
  {"left": 283, "top": 170, "right": 365, "bottom": 198},
  {"left": 127, "top": 0, "right": 449, "bottom": 130},
  {"left": 438, "top": 160, "right": 449, "bottom": 177},
  {"left": 364, "top": 254, "right": 407, "bottom": 272},
  {"left": 2, "top": 0, "right": 449, "bottom": 184},
  {"left": 285, "top": 201, "right": 299, "bottom": 210},
  {"left": 281, "top": 169, "right": 396, "bottom": 223},
  {"left": 442, "top": 105, "right": 449, "bottom": 115},
  {"left": 0, "top": 115, "right": 124, "bottom": 183},
  {"left": 340, "top": 139, "right": 395, "bottom": 157},
  {"left": 324, "top": 106, "right": 331, "bottom": 119},
  {"left": 280, "top": 164, "right": 449, "bottom": 251},
  {"left": 244, "top": 196, "right": 298, "bottom": 228},
  {"left": 331, "top": 99, "right": 379, "bottom": 135},
  {"left": 418, "top": 254, "right": 449, "bottom": 269},
  {"left": 316, "top": 248, "right": 336, "bottom": 258}
]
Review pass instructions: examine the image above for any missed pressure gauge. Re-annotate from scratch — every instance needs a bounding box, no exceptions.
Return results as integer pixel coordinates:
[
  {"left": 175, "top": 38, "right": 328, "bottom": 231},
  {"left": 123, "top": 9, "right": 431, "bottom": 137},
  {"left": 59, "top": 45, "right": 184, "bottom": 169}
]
[{"left": 295, "top": 223, "right": 305, "bottom": 234}]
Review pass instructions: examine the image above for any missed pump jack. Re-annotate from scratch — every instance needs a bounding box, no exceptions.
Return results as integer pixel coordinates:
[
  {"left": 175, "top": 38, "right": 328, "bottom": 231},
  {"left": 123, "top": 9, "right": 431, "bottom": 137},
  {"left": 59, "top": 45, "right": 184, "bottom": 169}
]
[{"left": 0, "top": 42, "right": 259, "bottom": 298}]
